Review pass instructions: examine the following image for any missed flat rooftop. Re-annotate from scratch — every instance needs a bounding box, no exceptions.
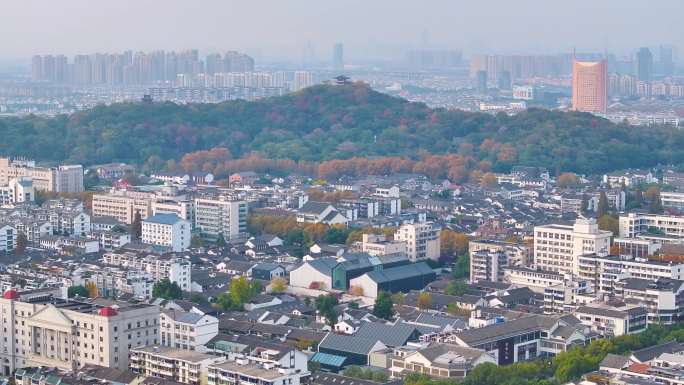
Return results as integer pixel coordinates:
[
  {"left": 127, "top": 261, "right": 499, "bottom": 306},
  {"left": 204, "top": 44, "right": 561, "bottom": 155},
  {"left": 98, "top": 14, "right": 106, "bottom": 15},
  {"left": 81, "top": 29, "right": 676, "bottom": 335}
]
[
  {"left": 133, "top": 346, "right": 220, "bottom": 363},
  {"left": 210, "top": 360, "right": 286, "bottom": 380}
]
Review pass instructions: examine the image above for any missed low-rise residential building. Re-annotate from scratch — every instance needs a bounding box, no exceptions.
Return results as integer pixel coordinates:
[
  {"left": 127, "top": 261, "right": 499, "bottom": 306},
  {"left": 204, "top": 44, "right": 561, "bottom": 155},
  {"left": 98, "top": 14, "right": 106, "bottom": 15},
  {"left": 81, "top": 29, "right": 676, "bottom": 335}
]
[
  {"left": 208, "top": 358, "right": 307, "bottom": 385},
  {"left": 0, "top": 223, "right": 17, "bottom": 252},
  {"left": 0, "top": 177, "right": 35, "bottom": 207},
  {"left": 574, "top": 304, "right": 648, "bottom": 337},
  {"left": 360, "top": 233, "right": 406, "bottom": 256},
  {"left": 142, "top": 214, "right": 191, "bottom": 252},
  {"left": 449, "top": 313, "right": 593, "bottom": 365},
  {"left": 160, "top": 309, "right": 219, "bottom": 351},
  {"left": 38, "top": 235, "right": 100, "bottom": 254},
  {"left": 95, "top": 228, "right": 132, "bottom": 250},
  {"left": 389, "top": 343, "right": 496, "bottom": 379},
  {"left": 296, "top": 201, "right": 349, "bottom": 225},
  {"left": 615, "top": 277, "right": 684, "bottom": 324},
  {"left": 102, "top": 252, "right": 192, "bottom": 292},
  {"left": 130, "top": 346, "right": 225, "bottom": 385},
  {"left": 503, "top": 266, "right": 565, "bottom": 293}
]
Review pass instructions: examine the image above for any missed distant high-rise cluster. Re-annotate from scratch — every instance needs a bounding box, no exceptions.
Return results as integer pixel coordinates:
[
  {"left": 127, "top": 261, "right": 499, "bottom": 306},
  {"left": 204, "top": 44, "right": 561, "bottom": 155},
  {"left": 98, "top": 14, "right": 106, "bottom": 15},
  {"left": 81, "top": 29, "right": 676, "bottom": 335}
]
[
  {"left": 406, "top": 49, "right": 462, "bottom": 69},
  {"left": 572, "top": 59, "right": 608, "bottom": 114},
  {"left": 293, "top": 71, "right": 314, "bottom": 91},
  {"left": 31, "top": 50, "right": 254, "bottom": 86},
  {"left": 469, "top": 54, "right": 571, "bottom": 85},
  {"left": 607, "top": 46, "right": 680, "bottom": 98},
  {"left": 333, "top": 43, "right": 344, "bottom": 70}
]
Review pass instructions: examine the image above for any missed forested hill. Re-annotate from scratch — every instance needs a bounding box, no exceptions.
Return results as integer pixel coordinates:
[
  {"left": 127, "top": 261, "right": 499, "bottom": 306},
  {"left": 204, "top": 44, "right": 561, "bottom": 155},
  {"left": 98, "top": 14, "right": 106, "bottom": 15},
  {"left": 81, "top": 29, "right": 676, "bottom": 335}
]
[{"left": 0, "top": 82, "right": 683, "bottom": 174}]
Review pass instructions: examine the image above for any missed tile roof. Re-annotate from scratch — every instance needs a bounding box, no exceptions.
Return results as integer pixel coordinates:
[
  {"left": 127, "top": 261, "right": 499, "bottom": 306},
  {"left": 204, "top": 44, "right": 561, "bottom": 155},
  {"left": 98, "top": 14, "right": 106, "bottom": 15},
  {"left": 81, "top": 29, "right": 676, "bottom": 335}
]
[
  {"left": 354, "top": 322, "right": 419, "bottom": 347},
  {"left": 631, "top": 341, "right": 684, "bottom": 363},
  {"left": 319, "top": 333, "right": 383, "bottom": 355}
]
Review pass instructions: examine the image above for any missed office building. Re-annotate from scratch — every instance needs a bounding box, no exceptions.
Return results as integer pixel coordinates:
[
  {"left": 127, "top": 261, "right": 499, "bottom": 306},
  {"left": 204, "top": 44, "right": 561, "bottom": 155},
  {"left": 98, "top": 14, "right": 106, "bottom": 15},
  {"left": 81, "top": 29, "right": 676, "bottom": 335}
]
[
  {"left": 636, "top": 47, "right": 653, "bottom": 83},
  {"left": 394, "top": 222, "right": 440, "bottom": 262},
  {"left": 333, "top": 43, "right": 344, "bottom": 69},
  {"left": 660, "top": 45, "right": 675, "bottom": 76},
  {"left": 194, "top": 197, "right": 247, "bottom": 241},
  {"left": 534, "top": 218, "right": 612, "bottom": 276},
  {"left": 0, "top": 158, "right": 83, "bottom": 193},
  {"left": 498, "top": 70, "right": 512, "bottom": 90},
  {"left": 142, "top": 214, "right": 191, "bottom": 252},
  {"left": 0, "top": 289, "right": 159, "bottom": 373},
  {"left": 572, "top": 59, "right": 608, "bottom": 114},
  {"left": 92, "top": 190, "right": 155, "bottom": 224}
]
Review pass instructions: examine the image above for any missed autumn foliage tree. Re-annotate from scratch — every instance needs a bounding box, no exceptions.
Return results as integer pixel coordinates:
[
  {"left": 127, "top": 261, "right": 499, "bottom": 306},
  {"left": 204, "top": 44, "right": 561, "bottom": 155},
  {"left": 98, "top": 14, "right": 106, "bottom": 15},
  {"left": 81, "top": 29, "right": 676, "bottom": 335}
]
[
  {"left": 85, "top": 281, "right": 98, "bottom": 298},
  {"left": 417, "top": 292, "right": 432, "bottom": 310},
  {"left": 440, "top": 230, "right": 469, "bottom": 258},
  {"left": 557, "top": 172, "right": 579, "bottom": 188},
  {"left": 270, "top": 277, "right": 288, "bottom": 294}
]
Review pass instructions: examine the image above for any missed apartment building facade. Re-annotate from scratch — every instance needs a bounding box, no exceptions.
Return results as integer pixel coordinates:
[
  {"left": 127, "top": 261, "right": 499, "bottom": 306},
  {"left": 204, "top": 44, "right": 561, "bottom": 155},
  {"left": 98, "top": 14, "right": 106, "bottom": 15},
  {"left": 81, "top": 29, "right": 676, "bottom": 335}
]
[
  {"left": 160, "top": 310, "right": 219, "bottom": 351},
  {"left": 130, "top": 346, "right": 225, "bottom": 385},
  {"left": 194, "top": 197, "right": 247, "bottom": 241},
  {"left": 534, "top": 218, "right": 612, "bottom": 276},
  {"left": 614, "top": 278, "right": 684, "bottom": 324},
  {"left": 619, "top": 212, "right": 684, "bottom": 239},
  {"left": 394, "top": 222, "right": 440, "bottom": 262},
  {"left": 574, "top": 305, "right": 648, "bottom": 337},
  {"left": 102, "top": 252, "right": 192, "bottom": 291},
  {"left": 578, "top": 253, "right": 684, "bottom": 294},
  {"left": 0, "top": 224, "right": 17, "bottom": 252},
  {"left": 208, "top": 359, "right": 306, "bottom": 385},
  {"left": 469, "top": 239, "right": 530, "bottom": 283}
]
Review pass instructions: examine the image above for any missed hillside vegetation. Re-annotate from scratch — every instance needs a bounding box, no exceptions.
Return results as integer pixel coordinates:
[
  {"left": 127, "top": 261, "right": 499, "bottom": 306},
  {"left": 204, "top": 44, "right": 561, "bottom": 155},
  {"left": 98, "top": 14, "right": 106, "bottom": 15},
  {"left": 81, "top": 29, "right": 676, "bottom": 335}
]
[{"left": 0, "top": 82, "right": 682, "bottom": 176}]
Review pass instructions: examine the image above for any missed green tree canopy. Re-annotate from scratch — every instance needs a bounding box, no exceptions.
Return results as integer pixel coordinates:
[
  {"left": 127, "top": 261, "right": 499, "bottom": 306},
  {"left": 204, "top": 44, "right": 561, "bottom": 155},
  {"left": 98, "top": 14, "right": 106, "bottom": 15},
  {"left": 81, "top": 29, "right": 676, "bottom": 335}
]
[{"left": 152, "top": 278, "right": 182, "bottom": 300}]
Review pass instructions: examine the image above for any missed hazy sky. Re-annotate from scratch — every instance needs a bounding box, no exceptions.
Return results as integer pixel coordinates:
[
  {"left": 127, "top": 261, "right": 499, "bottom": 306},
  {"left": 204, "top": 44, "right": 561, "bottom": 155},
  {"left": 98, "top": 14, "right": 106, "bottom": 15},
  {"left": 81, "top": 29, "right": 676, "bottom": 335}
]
[{"left": 1, "top": 0, "right": 681, "bottom": 63}]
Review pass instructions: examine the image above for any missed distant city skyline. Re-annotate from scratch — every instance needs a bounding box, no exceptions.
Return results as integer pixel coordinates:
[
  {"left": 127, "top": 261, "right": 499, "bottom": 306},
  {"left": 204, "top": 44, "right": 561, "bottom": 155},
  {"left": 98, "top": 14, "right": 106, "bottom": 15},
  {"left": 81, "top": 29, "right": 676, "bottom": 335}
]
[{"left": 0, "top": 0, "right": 682, "bottom": 65}]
